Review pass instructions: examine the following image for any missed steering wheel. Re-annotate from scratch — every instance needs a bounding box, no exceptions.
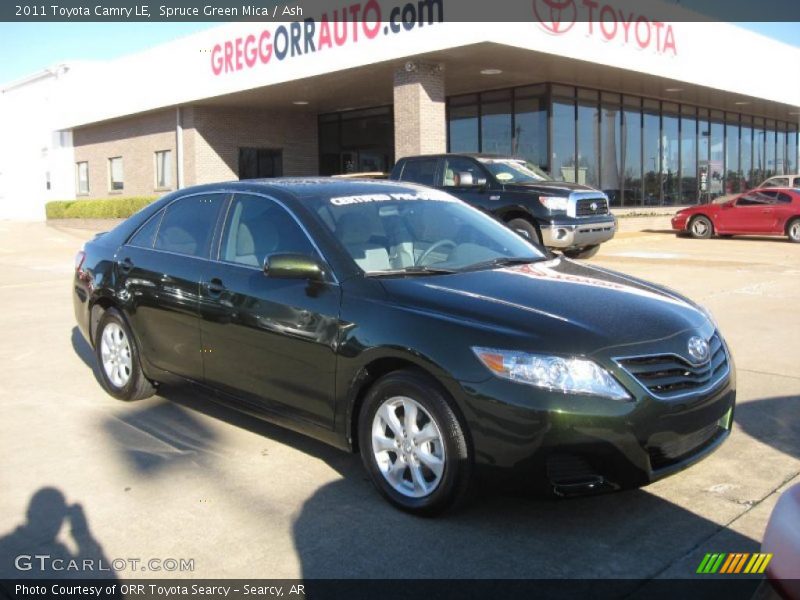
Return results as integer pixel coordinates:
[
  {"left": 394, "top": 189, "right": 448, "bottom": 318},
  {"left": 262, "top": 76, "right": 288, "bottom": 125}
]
[{"left": 417, "top": 239, "right": 457, "bottom": 266}]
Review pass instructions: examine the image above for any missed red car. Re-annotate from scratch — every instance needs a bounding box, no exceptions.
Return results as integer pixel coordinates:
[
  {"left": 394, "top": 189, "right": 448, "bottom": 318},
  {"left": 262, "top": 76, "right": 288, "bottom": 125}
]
[{"left": 672, "top": 188, "right": 800, "bottom": 243}]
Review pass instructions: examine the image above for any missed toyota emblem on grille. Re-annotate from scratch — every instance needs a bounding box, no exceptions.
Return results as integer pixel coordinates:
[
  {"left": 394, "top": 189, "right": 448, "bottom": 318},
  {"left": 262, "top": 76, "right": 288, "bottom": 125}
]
[
  {"left": 687, "top": 336, "right": 710, "bottom": 364},
  {"left": 590, "top": 201, "right": 598, "bottom": 211}
]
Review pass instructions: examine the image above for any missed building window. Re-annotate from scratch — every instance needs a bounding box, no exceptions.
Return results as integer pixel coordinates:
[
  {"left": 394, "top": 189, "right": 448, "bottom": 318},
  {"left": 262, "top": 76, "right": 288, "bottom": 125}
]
[
  {"left": 448, "top": 95, "right": 479, "bottom": 154},
  {"left": 76, "top": 162, "right": 89, "bottom": 195},
  {"left": 318, "top": 106, "right": 394, "bottom": 176},
  {"left": 108, "top": 157, "right": 124, "bottom": 191},
  {"left": 155, "top": 150, "right": 173, "bottom": 189}
]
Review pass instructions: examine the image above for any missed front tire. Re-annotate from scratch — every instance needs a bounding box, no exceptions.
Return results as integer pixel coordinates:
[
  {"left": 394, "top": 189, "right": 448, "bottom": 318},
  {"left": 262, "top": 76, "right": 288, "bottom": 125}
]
[
  {"left": 689, "top": 215, "right": 714, "bottom": 239},
  {"left": 507, "top": 217, "right": 543, "bottom": 245},
  {"left": 787, "top": 218, "right": 800, "bottom": 243},
  {"left": 95, "top": 308, "right": 156, "bottom": 401},
  {"left": 358, "top": 370, "right": 471, "bottom": 516},
  {"left": 563, "top": 245, "right": 600, "bottom": 260}
]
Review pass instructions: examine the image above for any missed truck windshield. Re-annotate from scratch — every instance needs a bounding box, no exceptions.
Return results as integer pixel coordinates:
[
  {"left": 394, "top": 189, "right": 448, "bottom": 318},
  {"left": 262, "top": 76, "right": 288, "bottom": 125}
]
[{"left": 477, "top": 158, "right": 552, "bottom": 184}]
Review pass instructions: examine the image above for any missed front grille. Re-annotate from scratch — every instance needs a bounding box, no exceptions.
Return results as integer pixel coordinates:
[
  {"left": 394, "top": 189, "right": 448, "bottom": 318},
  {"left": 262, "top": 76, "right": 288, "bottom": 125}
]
[
  {"left": 576, "top": 197, "right": 609, "bottom": 216},
  {"left": 617, "top": 333, "right": 728, "bottom": 399},
  {"left": 648, "top": 422, "right": 722, "bottom": 470}
]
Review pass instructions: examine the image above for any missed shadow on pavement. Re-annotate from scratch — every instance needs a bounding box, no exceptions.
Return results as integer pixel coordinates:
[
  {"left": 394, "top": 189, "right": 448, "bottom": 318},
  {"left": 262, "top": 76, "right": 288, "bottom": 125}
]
[
  {"left": 71, "top": 326, "right": 102, "bottom": 386},
  {"left": 97, "top": 384, "right": 761, "bottom": 580},
  {"left": 736, "top": 395, "right": 800, "bottom": 461},
  {"left": 0, "top": 487, "right": 116, "bottom": 580}
]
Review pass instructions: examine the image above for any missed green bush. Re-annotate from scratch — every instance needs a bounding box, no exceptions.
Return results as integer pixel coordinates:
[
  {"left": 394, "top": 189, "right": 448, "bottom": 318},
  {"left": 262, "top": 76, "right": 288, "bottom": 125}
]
[{"left": 46, "top": 196, "right": 158, "bottom": 219}]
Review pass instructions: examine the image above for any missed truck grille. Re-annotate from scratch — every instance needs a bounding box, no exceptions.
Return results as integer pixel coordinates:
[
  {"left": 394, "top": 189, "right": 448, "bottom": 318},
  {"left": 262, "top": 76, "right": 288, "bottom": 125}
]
[
  {"left": 616, "top": 333, "right": 729, "bottom": 399},
  {"left": 576, "top": 197, "right": 609, "bottom": 216}
]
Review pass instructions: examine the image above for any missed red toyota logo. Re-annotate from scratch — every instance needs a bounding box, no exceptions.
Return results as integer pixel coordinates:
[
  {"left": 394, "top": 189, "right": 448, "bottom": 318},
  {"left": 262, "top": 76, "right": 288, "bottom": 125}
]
[{"left": 532, "top": 0, "right": 577, "bottom": 35}]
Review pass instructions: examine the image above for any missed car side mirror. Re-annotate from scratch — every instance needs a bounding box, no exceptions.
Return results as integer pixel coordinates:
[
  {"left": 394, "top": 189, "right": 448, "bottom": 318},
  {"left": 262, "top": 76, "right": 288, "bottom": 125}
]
[
  {"left": 454, "top": 172, "right": 488, "bottom": 188},
  {"left": 264, "top": 253, "right": 325, "bottom": 282}
]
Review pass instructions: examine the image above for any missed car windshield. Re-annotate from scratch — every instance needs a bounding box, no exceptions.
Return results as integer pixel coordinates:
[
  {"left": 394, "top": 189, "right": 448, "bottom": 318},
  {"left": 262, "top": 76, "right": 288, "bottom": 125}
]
[
  {"left": 477, "top": 158, "right": 552, "bottom": 184},
  {"left": 313, "top": 189, "right": 546, "bottom": 275}
]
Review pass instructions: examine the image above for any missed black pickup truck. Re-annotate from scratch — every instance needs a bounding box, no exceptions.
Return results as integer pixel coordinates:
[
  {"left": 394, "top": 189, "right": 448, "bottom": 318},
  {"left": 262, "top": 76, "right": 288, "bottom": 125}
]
[{"left": 389, "top": 153, "right": 616, "bottom": 259}]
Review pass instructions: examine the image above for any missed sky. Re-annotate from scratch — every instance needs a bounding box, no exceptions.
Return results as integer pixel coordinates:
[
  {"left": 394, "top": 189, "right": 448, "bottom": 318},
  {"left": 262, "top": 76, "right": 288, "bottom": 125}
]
[{"left": 0, "top": 21, "right": 798, "bottom": 86}]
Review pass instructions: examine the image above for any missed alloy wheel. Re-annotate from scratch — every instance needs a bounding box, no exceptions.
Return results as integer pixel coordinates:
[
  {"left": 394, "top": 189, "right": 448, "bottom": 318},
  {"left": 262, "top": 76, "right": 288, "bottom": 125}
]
[
  {"left": 100, "top": 322, "right": 132, "bottom": 388},
  {"left": 371, "top": 396, "right": 446, "bottom": 498}
]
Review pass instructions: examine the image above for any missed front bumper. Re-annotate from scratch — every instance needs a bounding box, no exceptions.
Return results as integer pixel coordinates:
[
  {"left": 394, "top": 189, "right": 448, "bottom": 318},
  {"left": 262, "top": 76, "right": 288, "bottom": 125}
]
[
  {"left": 540, "top": 216, "right": 616, "bottom": 249},
  {"left": 452, "top": 360, "right": 736, "bottom": 493},
  {"left": 671, "top": 213, "right": 689, "bottom": 230}
]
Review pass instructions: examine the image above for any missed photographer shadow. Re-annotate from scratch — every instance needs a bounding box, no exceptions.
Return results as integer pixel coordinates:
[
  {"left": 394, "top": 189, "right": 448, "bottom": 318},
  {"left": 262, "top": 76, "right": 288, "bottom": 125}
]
[{"left": 0, "top": 487, "right": 116, "bottom": 580}]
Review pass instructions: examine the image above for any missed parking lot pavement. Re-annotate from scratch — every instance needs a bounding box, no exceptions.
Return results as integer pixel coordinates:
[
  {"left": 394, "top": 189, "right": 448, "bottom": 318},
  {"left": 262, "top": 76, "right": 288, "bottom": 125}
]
[{"left": 0, "top": 221, "right": 798, "bottom": 580}]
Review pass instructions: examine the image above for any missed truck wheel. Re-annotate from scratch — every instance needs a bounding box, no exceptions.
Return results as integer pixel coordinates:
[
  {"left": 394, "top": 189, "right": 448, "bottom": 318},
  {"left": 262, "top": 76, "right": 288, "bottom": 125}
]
[
  {"left": 508, "top": 218, "right": 542, "bottom": 245},
  {"left": 563, "top": 245, "right": 600, "bottom": 260}
]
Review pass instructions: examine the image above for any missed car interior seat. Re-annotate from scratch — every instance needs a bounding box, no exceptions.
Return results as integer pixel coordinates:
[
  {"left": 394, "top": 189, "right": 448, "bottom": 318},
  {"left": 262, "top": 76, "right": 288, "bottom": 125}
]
[{"left": 336, "top": 212, "right": 391, "bottom": 272}]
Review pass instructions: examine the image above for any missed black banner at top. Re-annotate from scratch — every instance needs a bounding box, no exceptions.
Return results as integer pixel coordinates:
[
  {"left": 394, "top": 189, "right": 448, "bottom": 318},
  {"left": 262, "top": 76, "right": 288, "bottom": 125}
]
[{"left": 3, "top": 0, "right": 800, "bottom": 22}]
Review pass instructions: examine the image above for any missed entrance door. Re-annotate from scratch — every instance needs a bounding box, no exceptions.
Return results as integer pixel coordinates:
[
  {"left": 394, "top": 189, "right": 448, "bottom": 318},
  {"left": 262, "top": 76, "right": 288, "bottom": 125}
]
[{"left": 239, "top": 148, "right": 283, "bottom": 179}]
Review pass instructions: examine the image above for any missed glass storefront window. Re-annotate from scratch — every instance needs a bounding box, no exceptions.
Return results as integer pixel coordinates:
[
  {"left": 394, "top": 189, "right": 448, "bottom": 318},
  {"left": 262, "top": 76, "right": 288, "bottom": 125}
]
[
  {"left": 480, "top": 90, "right": 512, "bottom": 155},
  {"left": 765, "top": 122, "right": 776, "bottom": 179},
  {"left": 753, "top": 118, "right": 765, "bottom": 187},
  {"left": 600, "top": 94, "right": 622, "bottom": 204},
  {"left": 680, "top": 106, "right": 697, "bottom": 204},
  {"left": 709, "top": 116, "right": 724, "bottom": 199},
  {"left": 448, "top": 95, "right": 479, "bottom": 153},
  {"left": 643, "top": 103, "right": 660, "bottom": 206},
  {"left": 776, "top": 123, "right": 787, "bottom": 175},
  {"left": 620, "top": 107, "right": 642, "bottom": 206},
  {"left": 513, "top": 86, "right": 547, "bottom": 170},
  {"left": 577, "top": 98, "right": 600, "bottom": 188},
  {"left": 662, "top": 105, "right": 679, "bottom": 205},
  {"left": 318, "top": 106, "right": 393, "bottom": 175},
  {"left": 552, "top": 100, "right": 576, "bottom": 182},
  {"left": 788, "top": 126, "right": 798, "bottom": 174},
  {"left": 725, "top": 115, "right": 741, "bottom": 194},
  {"left": 741, "top": 121, "right": 753, "bottom": 189}
]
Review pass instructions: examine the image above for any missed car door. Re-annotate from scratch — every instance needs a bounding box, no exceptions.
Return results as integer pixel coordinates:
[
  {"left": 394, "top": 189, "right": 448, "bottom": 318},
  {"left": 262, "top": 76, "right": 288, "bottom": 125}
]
[
  {"left": 440, "top": 156, "right": 493, "bottom": 211},
  {"left": 716, "top": 191, "right": 777, "bottom": 233},
  {"left": 116, "top": 192, "right": 226, "bottom": 380},
  {"left": 198, "top": 192, "right": 341, "bottom": 428}
]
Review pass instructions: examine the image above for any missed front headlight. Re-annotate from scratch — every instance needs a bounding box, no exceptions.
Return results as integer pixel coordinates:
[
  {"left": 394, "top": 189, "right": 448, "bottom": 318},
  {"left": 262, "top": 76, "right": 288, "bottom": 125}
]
[
  {"left": 472, "top": 347, "right": 631, "bottom": 401},
  {"left": 538, "top": 196, "right": 569, "bottom": 212}
]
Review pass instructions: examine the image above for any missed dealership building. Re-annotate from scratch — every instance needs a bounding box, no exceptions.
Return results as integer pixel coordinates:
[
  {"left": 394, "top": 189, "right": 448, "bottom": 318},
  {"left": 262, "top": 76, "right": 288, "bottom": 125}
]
[{"left": 1, "top": 0, "right": 799, "bottom": 220}]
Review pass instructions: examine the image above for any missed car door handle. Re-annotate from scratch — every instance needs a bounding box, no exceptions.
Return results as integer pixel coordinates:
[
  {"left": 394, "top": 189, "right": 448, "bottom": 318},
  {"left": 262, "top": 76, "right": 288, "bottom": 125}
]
[
  {"left": 118, "top": 257, "right": 134, "bottom": 274},
  {"left": 206, "top": 278, "right": 226, "bottom": 296}
]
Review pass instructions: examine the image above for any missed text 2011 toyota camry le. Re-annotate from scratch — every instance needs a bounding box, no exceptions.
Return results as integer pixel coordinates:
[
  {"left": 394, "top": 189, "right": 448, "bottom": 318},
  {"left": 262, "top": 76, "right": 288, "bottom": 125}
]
[{"left": 73, "top": 179, "right": 735, "bottom": 515}]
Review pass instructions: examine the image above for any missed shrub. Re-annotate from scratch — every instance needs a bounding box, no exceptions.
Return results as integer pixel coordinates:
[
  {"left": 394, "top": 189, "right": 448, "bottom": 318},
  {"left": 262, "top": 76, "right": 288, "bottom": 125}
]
[{"left": 46, "top": 196, "right": 158, "bottom": 219}]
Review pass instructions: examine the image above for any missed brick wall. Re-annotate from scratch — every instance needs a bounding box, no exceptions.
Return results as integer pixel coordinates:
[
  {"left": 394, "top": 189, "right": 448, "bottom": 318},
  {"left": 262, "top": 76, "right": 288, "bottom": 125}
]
[
  {"left": 190, "top": 106, "right": 318, "bottom": 184},
  {"left": 72, "top": 105, "right": 319, "bottom": 198},
  {"left": 73, "top": 109, "right": 176, "bottom": 198},
  {"left": 393, "top": 62, "right": 447, "bottom": 160}
]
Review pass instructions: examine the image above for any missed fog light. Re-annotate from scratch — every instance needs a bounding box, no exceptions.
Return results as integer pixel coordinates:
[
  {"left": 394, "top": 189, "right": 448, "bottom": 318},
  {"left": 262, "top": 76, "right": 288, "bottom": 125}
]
[{"left": 556, "top": 228, "right": 568, "bottom": 240}]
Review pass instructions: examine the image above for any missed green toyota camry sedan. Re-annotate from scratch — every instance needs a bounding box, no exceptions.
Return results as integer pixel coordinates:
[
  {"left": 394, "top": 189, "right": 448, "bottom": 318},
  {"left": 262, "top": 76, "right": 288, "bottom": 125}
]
[{"left": 73, "top": 179, "right": 735, "bottom": 515}]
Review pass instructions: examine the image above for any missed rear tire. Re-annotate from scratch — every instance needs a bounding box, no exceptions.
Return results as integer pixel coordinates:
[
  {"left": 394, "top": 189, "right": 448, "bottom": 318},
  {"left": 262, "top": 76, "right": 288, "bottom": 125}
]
[
  {"left": 508, "top": 218, "right": 543, "bottom": 245},
  {"left": 358, "top": 369, "right": 471, "bottom": 516},
  {"left": 689, "top": 215, "right": 713, "bottom": 239},
  {"left": 95, "top": 308, "right": 156, "bottom": 401},
  {"left": 787, "top": 218, "right": 800, "bottom": 243},
  {"left": 563, "top": 245, "right": 600, "bottom": 260}
]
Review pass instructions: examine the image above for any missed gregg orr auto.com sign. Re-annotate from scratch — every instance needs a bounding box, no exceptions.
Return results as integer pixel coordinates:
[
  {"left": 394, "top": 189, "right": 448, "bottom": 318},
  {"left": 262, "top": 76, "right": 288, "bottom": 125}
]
[{"left": 210, "top": 0, "right": 444, "bottom": 75}]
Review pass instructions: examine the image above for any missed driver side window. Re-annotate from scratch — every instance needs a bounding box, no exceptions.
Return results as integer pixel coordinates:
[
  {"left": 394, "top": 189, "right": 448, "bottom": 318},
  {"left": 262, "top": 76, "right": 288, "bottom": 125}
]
[
  {"left": 220, "top": 194, "right": 315, "bottom": 268},
  {"left": 442, "top": 157, "right": 482, "bottom": 187}
]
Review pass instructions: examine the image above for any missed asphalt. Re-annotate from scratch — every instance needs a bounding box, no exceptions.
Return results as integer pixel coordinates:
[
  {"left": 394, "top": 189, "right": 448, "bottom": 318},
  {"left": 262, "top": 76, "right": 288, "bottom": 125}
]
[{"left": 0, "top": 220, "right": 798, "bottom": 580}]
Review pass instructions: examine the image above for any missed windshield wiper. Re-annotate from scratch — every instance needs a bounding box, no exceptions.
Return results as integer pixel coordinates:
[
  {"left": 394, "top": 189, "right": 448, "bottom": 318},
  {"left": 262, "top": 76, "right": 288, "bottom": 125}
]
[
  {"left": 365, "top": 265, "right": 458, "bottom": 277},
  {"left": 457, "top": 256, "right": 544, "bottom": 272}
]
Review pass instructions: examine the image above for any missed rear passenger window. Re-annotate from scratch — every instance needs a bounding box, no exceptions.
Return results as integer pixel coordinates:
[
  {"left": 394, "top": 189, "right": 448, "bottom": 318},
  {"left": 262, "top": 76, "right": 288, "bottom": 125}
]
[
  {"left": 220, "top": 194, "right": 315, "bottom": 267},
  {"left": 128, "top": 210, "right": 163, "bottom": 249},
  {"left": 155, "top": 194, "right": 224, "bottom": 258},
  {"left": 399, "top": 159, "right": 438, "bottom": 186}
]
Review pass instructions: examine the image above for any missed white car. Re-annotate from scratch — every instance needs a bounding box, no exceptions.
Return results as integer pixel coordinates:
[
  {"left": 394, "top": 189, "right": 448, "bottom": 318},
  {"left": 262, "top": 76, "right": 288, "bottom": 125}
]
[{"left": 758, "top": 174, "right": 800, "bottom": 189}]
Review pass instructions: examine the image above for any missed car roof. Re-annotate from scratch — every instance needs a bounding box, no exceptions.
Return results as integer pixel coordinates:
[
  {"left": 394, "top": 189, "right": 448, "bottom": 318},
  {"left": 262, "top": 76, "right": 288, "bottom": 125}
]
[
  {"left": 398, "top": 153, "right": 526, "bottom": 160},
  {"left": 182, "top": 177, "right": 437, "bottom": 200}
]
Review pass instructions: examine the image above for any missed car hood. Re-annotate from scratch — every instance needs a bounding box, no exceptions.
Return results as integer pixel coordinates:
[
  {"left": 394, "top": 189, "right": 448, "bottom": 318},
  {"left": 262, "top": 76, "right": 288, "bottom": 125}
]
[
  {"left": 502, "top": 181, "right": 601, "bottom": 195},
  {"left": 379, "top": 257, "right": 711, "bottom": 358}
]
